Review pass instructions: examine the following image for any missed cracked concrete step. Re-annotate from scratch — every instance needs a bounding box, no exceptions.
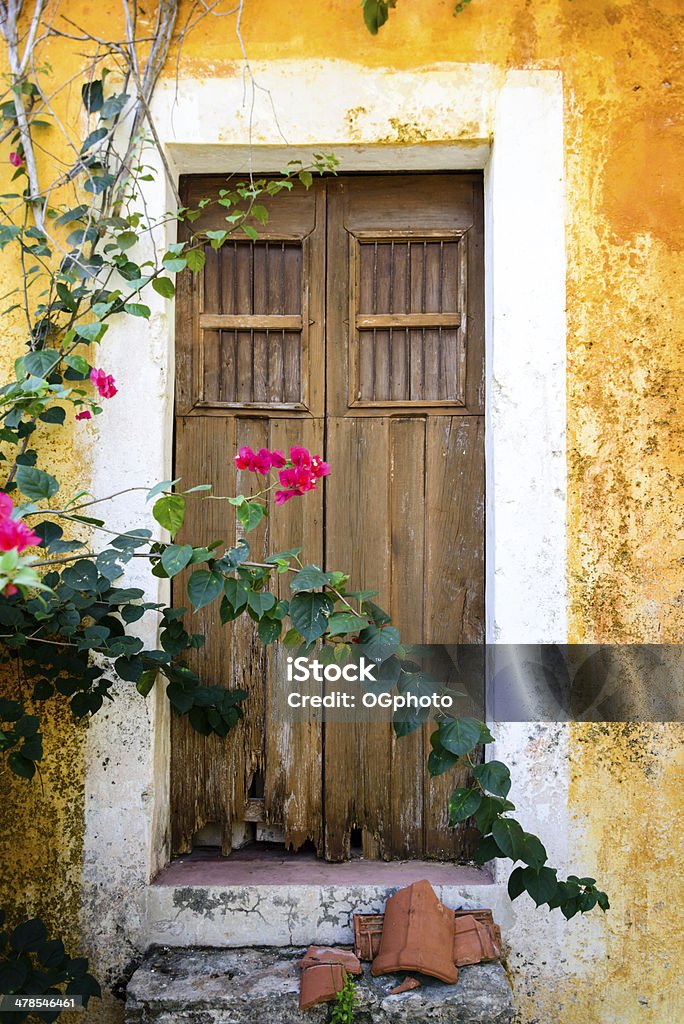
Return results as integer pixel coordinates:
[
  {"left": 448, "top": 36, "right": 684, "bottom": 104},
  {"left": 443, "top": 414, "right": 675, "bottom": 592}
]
[{"left": 125, "top": 946, "right": 514, "bottom": 1024}]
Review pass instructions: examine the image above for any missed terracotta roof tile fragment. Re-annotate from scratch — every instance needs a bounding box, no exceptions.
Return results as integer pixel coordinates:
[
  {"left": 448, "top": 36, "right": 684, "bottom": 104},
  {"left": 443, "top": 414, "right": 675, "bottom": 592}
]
[
  {"left": 355, "top": 906, "right": 503, "bottom": 966},
  {"left": 354, "top": 913, "right": 384, "bottom": 961},
  {"left": 370, "top": 879, "right": 459, "bottom": 984},
  {"left": 388, "top": 976, "right": 422, "bottom": 995},
  {"left": 300, "top": 945, "right": 362, "bottom": 975},
  {"left": 453, "top": 914, "right": 502, "bottom": 966},
  {"left": 299, "top": 963, "right": 347, "bottom": 1010}
]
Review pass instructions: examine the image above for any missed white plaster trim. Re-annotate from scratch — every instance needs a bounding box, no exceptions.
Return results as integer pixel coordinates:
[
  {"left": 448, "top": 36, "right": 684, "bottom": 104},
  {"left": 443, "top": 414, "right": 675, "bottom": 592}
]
[{"left": 82, "top": 63, "right": 568, "bottom": 975}]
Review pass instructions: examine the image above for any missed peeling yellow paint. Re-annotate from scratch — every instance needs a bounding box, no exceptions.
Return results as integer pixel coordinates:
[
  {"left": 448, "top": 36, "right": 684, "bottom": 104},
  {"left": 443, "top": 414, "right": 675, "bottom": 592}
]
[
  {"left": 0, "top": 677, "right": 86, "bottom": 954},
  {"left": 0, "top": 2, "right": 681, "bottom": 1022},
  {"left": 562, "top": 723, "right": 684, "bottom": 1023}
]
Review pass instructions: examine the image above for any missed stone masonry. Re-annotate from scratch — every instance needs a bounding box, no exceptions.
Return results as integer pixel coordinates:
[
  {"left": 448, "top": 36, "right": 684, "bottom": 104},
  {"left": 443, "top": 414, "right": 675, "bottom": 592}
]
[{"left": 125, "top": 946, "right": 514, "bottom": 1024}]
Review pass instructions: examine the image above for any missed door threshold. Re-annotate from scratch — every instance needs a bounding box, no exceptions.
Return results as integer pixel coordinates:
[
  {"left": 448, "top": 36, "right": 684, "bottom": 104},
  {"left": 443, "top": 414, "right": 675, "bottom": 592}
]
[
  {"left": 153, "top": 846, "right": 493, "bottom": 887},
  {"left": 145, "top": 848, "right": 503, "bottom": 949}
]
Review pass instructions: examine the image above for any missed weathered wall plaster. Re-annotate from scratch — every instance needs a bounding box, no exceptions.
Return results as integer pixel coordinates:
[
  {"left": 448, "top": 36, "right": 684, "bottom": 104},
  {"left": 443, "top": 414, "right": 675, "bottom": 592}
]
[{"left": 0, "top": 3, "right": 682, "bottom": 1024}]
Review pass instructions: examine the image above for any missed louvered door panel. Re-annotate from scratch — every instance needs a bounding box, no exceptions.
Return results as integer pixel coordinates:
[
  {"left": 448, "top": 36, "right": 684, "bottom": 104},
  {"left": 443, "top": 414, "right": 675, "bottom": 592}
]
[
  {"left": 200, "top": 241, "right": 305, "bottom": 406},
  {"left": 176, "top": 178, "right": 324, "bottom": 418},
  {"left": 354, "top": 234, "right": 467, "bottom": 403}
]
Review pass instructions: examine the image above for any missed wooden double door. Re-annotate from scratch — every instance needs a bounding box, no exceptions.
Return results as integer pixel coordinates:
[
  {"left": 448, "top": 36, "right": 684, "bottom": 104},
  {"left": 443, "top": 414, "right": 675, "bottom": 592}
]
[{"left": 172, "top": 174, "right": 484, "bottom": 861}]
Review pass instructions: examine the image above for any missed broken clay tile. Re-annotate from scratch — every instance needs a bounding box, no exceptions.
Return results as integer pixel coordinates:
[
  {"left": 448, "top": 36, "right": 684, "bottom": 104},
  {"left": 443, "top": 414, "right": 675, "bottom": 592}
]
[
  {"left": 453, "top": 914, "right": 502, "bottom": 967},
  {"left": 454, "top": 908, "right": 495, "bottom": 925},
  {"left": 371, "top": 880, "right": 459, "bottom": 985},
  {"left": 354, "top": 913, "right": 384, "bottom": 962},
  {"left": 388, "top": 976, "right": 422, "bottom": 995},
  {"left": 299, "top": 963, "right": 347, "bottom": 1011},
  {"left": 355, "top": 906, "right": 503, "bottom": 967},
  {"left": 300, "top": 946, "right": 362, "bottom": 975}
]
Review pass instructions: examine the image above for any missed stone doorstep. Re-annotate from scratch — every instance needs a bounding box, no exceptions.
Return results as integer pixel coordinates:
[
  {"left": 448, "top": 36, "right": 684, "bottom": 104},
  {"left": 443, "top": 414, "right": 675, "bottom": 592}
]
[
  {"left": 125, "top": 946, "right": 514, "bottom": 1024},
  {"left": 144, "top": 879, "right": 509, "bottom": 950}
]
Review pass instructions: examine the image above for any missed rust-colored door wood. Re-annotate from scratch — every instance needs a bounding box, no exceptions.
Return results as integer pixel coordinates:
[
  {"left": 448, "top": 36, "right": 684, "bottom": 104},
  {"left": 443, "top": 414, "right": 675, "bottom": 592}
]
[{"left": 172, "top": 174, "right": 484, "bottom": 861}]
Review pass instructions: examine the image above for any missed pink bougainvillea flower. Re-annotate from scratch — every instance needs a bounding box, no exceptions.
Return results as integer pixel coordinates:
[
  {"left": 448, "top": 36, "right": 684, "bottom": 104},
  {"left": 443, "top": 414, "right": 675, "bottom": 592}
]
[
  {"left": 75, "top": 409, "right": 92, "bottom": 421},
  {"left": 311, "top": 455, "right": 330, "bottom": 478},
  {"left": 0, "top": 493, "right": 14, "bottom": 517},
  {"left": 9, "top": 151, "right": 23, "bottom": 168},
  {"left": 268, "top": 449, "right": 287, "bottom": 468},
  {"left": 89, "top": 367, "right": 117, "bottom": 399},
  {"left": 0, "top": 517, "right": 41, "bottom": 553},
  {"left": 234, "top": 445, "right": 256, "bottom": 471},
  {"left": 278, "top": 465, "right": 318, "bottom": 497},
  {"left": 234, "top": 445, "right": 272, "bottom": 475},
  {"left": 289, "top": 445, "right": 312, "bottom": 469},
  {"left": 253, "top": 448, "right": 274, "bottom": 474},
  {"left": 232, "top": 444, "right": 329, "bottom": 501}
]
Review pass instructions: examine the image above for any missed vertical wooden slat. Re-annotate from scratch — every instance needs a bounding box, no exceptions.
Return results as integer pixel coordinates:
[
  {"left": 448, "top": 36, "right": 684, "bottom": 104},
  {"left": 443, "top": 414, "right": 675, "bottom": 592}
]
[
  {"left": 304, "top": 185, "right": 327, "bottom": 419},
  {"left": 423, "top": 416, "right": 484, "bottom": 858},
  {"left": 409, "top": 242, "right": 425, "bottom": 400},
  {"left": 172, "top": 414, "right": 267, "bottom": 855},
  {"left": 202, "top": 246, "right": 220, "bottom": 403},
  {"left": 219, "top": 245, "right": 237, "bottom": 402},
  {"left": 466, "top": 181, "right": 485, "bottom": 413},
  {"left": 267, "top": 244, "right": 284, "bottom": 403},
  {"left": 252, "top": 245, "right": 268, "bottom": 402},
  {"left": 234, "top": 243, "right": 253, "bottom": 403},
  {"left": 388, "top": 417, "right": 426, "bottom": 856},
  {"left": 219, "top": 330, "right": 236, "bottom": 403},
  {"left": 390, "top": 242, "right": 408, "bottom": 400},
  {"left": 358, "top": 243, "right": 374, "bottom": 402},
  {"left": 423, "top": 242, "right": 441, "bottom": 400},
  {"left": 324, "top": 417, "right": 392, "bottom": 860},
  {"left": 283, "top": 243, "right": 302, "bottom": 404},
  {"left": 373, "top": 244, "right": 391, "bottom": 401},
  {"left": 220, "top": 243, "right": 236, "bottom": 313},
  {"left": 326, "top": 179, "right": 351, "bottom": 419},
  {"left": 264, "top": 417, "right": 324, "bottom": 852}
]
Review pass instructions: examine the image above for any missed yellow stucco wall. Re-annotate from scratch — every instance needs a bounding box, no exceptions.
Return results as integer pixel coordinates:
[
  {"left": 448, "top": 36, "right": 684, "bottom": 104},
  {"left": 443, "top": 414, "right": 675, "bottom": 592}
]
[{"left": 0, "top": 2, "right": 681, "bottom": 1022}]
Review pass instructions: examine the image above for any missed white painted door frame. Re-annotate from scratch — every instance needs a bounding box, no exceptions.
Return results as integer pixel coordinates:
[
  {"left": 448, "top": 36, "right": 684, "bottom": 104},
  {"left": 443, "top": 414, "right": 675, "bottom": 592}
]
[{"left": 82, "top": 66, "right": 570, "bottom": 956}]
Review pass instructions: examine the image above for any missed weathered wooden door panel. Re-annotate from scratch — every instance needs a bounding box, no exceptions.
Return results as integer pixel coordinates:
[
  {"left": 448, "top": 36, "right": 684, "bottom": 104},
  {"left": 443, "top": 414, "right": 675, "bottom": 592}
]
[
  {"left": 172, "top": 173, "right": 484, "bottom": 861},
  {"left": 171, "top": 177, "right": 326, "bottom": 855},
  {"left": 171, "top": 415, "right": 324, "bottom": 855},
  {"left": 323, "top": 178, "right": 484, "bottom": 860}
]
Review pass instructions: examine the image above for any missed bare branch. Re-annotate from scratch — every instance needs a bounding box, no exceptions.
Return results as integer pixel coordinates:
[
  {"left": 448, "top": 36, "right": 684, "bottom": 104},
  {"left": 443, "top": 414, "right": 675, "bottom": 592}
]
[{"left": 0, "top": 0, "right": 46, "bottom": 229}]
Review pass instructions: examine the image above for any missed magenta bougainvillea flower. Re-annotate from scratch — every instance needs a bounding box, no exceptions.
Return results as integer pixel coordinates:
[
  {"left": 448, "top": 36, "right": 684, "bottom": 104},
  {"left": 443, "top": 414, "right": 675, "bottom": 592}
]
[
  {"left": 9, "top": 151, "right": 23, "bottom": 167},
  {"left": 289, "top": 445, "right": 311, "bottom": 468},
  {"left": 234, "top": 446, "right": 273, "bottom": 475},
  {"left": 268, "top": 449, "right": 287, "bottom": 468},
  {"left": 90, "top": 368, "right": 117, "bottom": 399},
  {"left": 234, "top": 445, "right": 330, "bottom": 504},
  {"left": 311, "top": 455, "right": 330, "bottom": 478},
  {"left": 0, "top": 492, "right": 41, "bottom": 594},
  {"left": 0, "top": 505, "right": 40, "bottom": 553},
  {"left": 75, "top": 409, "right": 92, "bottom": 421}
]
